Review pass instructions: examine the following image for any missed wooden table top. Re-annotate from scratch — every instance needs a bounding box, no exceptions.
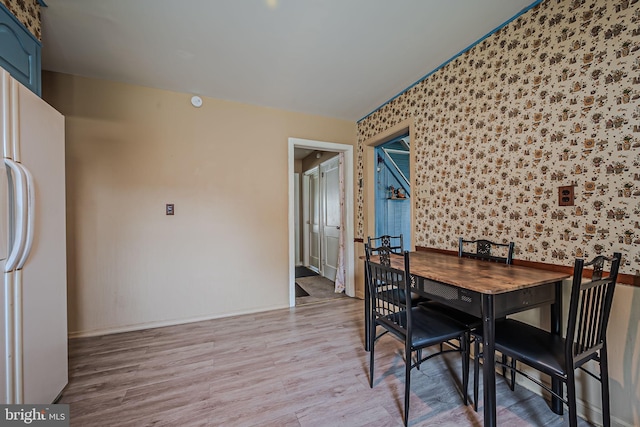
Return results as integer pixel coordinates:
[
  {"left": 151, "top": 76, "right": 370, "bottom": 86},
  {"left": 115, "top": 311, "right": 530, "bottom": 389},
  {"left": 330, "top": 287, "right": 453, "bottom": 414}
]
[{"left": 388, "top": 251, "right": 570, "bottom": 295}]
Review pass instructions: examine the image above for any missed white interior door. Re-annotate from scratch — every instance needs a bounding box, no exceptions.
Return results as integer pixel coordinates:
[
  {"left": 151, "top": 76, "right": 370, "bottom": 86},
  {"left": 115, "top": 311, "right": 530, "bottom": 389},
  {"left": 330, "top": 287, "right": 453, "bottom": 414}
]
[
  {"left": 305, "top": 167, "right": 320, "bottom": 272},
  {"left": 321, "top": 156, "right": 340, "bottom": 282}
]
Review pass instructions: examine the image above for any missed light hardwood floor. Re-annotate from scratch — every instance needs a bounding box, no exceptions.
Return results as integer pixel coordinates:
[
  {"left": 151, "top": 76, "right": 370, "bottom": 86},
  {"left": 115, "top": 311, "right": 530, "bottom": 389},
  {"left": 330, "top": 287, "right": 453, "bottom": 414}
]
[
  {"left": 295, "top": 275, "right": 347, "bottom": 306},
  {"left": 60, "top": 298, "right": 592, "bottom": 426}
]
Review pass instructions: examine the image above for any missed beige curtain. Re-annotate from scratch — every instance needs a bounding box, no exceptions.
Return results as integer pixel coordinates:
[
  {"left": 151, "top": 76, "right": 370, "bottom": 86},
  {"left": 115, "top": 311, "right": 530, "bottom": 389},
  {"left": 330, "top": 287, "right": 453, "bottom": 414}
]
[{"left": 334, "top": 152, "right": 346, "bottom": 293}]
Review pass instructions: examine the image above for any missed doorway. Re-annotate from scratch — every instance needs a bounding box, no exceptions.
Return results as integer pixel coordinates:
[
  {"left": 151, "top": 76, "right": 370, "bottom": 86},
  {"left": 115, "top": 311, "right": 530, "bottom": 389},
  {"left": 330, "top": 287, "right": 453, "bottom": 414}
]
[
  {"left": 288, "top": 138, "right": 354, "bottom": 307},
  {"left": 374, "top": 134, "right": 411, "bottom": 251},
  {"left": 363, "top": 119, "right": 416, "bottom": 253}
]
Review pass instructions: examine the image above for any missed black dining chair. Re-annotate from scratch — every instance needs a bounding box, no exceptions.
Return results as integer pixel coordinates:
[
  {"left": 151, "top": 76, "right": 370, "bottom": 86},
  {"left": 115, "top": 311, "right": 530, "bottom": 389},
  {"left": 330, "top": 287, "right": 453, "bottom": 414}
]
[
  {"left": 483, "top": 253, "right": 621, "bottom": 427},
  {"left": 364, "top": 235, "right": 428, "bottom": 351},
  {"left": 419, "top": 237, "right": 515, "bottom": 410},
  {"left": 365, "top": 246, "right": 470, "bottom": 426},
  {"left": 458, "top": 237, "right": 515, "bottom": 264},
  {"left": 367, "top": 235, "right": 428, "bottom": 306},
  {"left": 462, "top": 238, "right": 515, "bottom": 410}
]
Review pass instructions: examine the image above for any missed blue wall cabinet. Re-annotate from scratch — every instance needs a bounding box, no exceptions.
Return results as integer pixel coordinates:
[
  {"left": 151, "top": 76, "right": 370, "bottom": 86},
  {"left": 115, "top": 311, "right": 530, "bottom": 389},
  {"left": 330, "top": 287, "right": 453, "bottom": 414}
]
[{"left": 0, "top": 4, "right": 41, "bottom": 96}]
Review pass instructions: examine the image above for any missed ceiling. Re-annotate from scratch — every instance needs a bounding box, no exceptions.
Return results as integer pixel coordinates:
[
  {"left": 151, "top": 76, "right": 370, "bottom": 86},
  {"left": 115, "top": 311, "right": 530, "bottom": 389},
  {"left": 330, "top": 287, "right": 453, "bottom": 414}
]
[
  {"left": 40, "top": 0, "right": 536, "bottom": 122},
  {"left": 294, "top": 148, "right": 315, "bottom": 160}
]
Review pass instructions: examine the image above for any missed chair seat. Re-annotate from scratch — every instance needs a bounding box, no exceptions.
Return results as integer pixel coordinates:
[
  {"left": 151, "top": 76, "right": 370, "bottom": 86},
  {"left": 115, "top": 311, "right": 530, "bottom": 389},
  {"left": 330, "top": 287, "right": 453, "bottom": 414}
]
[
  {"left": 412, "top": 307, "right": 469, "bottom": 348},
  {"left": 491, "top": 319, "right": 567, "bottom": 378},
  {"left": 379, "top": 289, "right": 428, "bottom": 307},
  {"left": 384, "top": 307, "right": 468, "bottom": 349},
  {"left": 418, "top": 301, "right": 482, "bottom": 329}
]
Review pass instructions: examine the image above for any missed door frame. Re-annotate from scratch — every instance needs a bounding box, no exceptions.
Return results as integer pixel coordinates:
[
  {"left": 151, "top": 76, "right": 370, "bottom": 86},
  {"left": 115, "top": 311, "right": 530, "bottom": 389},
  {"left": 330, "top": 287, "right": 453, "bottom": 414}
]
[{"left": 288, "top": 138, "right": 355, "bottom": 306}]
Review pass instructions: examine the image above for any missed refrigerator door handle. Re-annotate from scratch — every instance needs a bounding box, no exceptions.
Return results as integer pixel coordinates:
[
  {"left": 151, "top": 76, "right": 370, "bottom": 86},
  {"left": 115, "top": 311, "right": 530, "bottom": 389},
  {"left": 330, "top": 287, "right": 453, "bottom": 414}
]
[
  {"left": 16, "top": 163, "right": 33, "bottom": 270},
  {"left": 4, "top": 273, "right": 16, "bottom": 403},
  {"left": 4, "top": 158, "right": 27, "bottom": 272}
]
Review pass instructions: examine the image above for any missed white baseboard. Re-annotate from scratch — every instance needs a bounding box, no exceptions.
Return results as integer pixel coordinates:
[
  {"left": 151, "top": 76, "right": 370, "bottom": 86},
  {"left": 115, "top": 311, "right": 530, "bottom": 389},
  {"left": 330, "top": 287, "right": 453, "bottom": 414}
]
[{"left": 67, "top": 303, "right": 290, "bottom": 339}]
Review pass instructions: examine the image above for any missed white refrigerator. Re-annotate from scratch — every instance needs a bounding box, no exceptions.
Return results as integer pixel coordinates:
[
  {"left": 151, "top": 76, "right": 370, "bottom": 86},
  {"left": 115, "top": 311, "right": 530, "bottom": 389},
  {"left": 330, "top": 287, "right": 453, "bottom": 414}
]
[{"left": 0, "top": 66, "right": 68, "bottom": 404}]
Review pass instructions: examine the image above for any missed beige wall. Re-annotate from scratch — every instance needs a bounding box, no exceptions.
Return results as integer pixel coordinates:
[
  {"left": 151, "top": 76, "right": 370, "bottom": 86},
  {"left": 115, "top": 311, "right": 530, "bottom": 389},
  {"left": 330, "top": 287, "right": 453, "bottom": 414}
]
[{"left": 42, "top": 71, "right": 356, "bottom": 336}]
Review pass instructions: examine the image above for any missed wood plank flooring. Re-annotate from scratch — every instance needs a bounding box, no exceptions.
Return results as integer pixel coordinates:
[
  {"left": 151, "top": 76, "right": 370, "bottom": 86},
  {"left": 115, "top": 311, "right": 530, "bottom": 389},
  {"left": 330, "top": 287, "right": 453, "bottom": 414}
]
[
  {"left": 295, "top": 275, "right": 347, "bottom": 306},
  {"left": 60, "top": 298, "right": 593, "bottom": 426}
]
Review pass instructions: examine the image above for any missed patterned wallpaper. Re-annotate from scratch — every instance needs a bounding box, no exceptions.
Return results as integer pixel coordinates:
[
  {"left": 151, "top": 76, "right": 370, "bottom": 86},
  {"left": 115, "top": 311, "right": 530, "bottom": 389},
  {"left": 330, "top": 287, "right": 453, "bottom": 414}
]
[
  {"left": 0, "top": 0, "right": 41, "bottom": 40},
  {"left": 357, "top": 0, "right": 640, "bottom": 277}
]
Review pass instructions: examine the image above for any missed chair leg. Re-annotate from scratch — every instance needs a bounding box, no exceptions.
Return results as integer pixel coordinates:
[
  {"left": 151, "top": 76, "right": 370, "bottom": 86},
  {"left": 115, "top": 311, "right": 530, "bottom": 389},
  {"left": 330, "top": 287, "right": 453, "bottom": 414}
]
[
  {"left": 364, "top": 268, "right": 370, "bottom": 352},
  {"left": 501, "top": 353, "right": 506, "bottom": 377},
  {"left": 462, "top": 333, "right": 469, "bottom": 406},
  {"left": 404, "top": 345, "right": 412, "bottom": 426},
  {"left": 510, "top": 358, "right": 516, "bottom": 391},
  {"left": 369, "top": 324, "right": 375, "bottom": 388},
  {"left": 566, "top": 369, "right": 578, "bottom": 427},
  {"left": 473, "top": 337, "right": 480, "bottom": 412},
  {"left": 416, "top": 348, "right": 422, "bottom": 370},
  {"left": 502, "top": 353, "right": 515, "bottom": 390},
  {"left": 600, "top": 346, "right": 611, "bottom": 427},
  {"left": 364, "top": 302, "right": 370, "bottom": 352}
]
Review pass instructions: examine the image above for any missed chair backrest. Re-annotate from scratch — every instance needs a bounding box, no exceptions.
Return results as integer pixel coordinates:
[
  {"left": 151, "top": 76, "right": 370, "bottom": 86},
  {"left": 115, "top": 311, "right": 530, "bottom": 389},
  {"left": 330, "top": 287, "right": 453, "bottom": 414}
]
[
  {"left": 365, "top": 245, "right": 412, "bottom": 337},
  {"left": 565, "top": 252, "right": 621, "bottom": 367},
  {"left": 365, "top": 241, "right": 392, "bottom": 266},
  {"left": 458, "top": 237, "right": 514, "bottom": 264},
  {"left": 368, "top": 235, "right": 404, "bottom": 253}
]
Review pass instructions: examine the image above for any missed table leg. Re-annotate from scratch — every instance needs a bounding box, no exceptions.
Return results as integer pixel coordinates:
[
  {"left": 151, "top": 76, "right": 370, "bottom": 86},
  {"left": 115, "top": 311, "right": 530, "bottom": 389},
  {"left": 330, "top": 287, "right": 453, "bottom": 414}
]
[
  {"left": 482, "top": 294, "right": 496, "bottom": 427},
  {"left": 550, "top": 280, "right": 563, "bottom": 414}
]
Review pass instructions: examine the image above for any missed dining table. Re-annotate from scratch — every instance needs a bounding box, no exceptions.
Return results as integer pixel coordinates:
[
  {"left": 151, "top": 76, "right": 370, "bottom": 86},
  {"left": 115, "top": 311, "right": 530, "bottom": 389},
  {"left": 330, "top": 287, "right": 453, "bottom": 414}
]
[{"left": 383, "top": 250, "right": 571, "bottom": 427}]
